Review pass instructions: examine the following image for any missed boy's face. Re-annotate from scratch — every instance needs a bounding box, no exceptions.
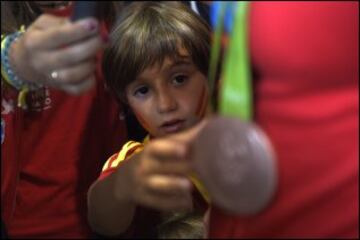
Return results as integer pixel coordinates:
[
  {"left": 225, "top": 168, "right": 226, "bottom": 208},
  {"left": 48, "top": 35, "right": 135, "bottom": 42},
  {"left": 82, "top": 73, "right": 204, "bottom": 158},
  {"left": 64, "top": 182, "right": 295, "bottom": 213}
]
[{"left": 126, "top": 49, "right": 209, "bottom": 138}]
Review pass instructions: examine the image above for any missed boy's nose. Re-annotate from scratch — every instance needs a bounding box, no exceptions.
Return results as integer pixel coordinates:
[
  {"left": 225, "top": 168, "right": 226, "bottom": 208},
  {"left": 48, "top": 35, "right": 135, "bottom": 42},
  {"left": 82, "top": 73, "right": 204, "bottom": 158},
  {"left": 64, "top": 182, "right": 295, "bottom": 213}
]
[{"left": 157, "top": 91, "right": 177, "bottom": 113}]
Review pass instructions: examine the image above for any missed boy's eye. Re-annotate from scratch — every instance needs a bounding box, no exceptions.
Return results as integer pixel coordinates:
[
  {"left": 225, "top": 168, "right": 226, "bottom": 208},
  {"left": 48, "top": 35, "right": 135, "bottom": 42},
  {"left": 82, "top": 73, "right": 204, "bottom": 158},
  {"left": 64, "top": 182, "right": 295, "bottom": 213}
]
[
  {"left": 134, "top": 86, "right": 149, "bottom": 97},
  {"left": 172, "top": 75, "right": 188, "bottom": 86}
]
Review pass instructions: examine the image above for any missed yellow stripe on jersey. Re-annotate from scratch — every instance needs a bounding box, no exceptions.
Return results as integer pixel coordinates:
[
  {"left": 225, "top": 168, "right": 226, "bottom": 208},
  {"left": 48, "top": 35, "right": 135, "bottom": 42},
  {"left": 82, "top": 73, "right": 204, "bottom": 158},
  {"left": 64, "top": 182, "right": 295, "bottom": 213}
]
[
  {"left": 102, "top": 153, "right": 118, "bottom": 172},
  {"left": 102, "top": 139, "right": 148, "bottom": 172},
  {"left": 122, "top": 141, "right": 141, "bottom": 157},
  {"left": 110, "top": 141, "right": 143, "bottom": 169},
  {"left": 102, "top": 141, "right": 142, "bottom": 172}
]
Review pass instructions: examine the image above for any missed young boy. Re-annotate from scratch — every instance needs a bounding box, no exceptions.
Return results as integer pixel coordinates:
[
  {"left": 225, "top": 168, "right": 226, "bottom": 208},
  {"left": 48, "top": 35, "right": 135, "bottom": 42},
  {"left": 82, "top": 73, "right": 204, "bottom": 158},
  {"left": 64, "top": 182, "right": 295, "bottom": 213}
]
[{"left": 87, "top": 2, "right": 211, "bottom": 238}]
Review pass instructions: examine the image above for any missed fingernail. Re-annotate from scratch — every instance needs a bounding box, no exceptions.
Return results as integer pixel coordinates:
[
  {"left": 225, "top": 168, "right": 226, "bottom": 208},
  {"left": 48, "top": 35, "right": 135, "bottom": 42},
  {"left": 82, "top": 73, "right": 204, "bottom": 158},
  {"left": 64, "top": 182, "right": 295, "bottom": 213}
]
[{"left": 80, "top": 19, "right": 98, "bottom": 32}]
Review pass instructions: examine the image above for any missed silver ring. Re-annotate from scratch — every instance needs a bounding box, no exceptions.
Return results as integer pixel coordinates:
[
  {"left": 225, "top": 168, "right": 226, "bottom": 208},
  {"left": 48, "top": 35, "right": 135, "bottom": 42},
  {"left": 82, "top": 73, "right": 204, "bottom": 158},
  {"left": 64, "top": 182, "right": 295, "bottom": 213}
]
[{"left": 50, "top": 71, "right": 59, "bottom": 81}]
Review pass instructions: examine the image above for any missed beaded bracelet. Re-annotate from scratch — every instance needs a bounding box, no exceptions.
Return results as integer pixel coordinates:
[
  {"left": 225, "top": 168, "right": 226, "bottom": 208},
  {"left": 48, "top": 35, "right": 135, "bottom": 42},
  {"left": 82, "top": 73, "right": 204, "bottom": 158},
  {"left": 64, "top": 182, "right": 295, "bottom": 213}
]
[{"left": 1, "top": 31, "right": 43, "bottom": 108}]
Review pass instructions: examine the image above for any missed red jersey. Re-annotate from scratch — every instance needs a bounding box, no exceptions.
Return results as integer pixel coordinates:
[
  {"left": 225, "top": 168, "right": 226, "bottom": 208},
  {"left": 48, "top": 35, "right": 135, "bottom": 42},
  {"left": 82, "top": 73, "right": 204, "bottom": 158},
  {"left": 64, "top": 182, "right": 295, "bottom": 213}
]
[
  {"left": 1, "top": 8, "right": 127, "bottom": 238},
  {"left": 210, "top": 2, "right": 358, "bottom": 238}
]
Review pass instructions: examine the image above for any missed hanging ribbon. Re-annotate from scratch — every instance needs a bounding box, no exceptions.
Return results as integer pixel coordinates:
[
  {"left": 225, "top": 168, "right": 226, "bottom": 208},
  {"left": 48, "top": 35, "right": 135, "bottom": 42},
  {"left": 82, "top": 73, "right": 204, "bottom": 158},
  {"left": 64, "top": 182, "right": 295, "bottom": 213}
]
[{"left": 209, "top": 1, "right": 252, "bottom": 121}]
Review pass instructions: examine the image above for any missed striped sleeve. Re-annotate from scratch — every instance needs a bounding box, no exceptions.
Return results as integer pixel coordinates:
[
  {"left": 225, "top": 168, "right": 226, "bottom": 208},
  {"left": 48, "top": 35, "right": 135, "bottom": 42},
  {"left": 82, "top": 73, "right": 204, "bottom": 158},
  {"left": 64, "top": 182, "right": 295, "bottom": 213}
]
[{"left": 98, "top": 141, "right": 144, "bottom": 180}]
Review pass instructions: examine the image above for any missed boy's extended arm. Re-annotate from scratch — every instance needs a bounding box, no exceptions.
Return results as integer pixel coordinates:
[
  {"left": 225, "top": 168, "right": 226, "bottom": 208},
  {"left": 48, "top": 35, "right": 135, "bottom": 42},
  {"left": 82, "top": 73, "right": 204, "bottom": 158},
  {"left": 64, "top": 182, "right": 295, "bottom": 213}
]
[{"left": 87, "top": 153, "right": 139, "bottom": 237}]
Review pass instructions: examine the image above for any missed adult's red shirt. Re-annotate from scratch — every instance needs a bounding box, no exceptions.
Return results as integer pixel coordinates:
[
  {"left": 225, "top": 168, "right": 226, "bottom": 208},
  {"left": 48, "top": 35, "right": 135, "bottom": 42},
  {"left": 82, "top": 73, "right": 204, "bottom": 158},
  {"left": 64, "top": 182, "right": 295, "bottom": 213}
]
[
  {"left": 210, "top": 2, "right": 358, "bottom": 238},
  {"left": 1, "top": 6, "right": 127, "bottom": 238}
]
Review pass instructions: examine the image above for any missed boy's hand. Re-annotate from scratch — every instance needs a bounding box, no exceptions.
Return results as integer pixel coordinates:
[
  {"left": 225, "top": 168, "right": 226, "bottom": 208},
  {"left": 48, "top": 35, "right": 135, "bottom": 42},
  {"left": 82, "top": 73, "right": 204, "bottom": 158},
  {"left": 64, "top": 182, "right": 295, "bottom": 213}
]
[{"left": 131, "top": 138, "right": 194, "bottom": 212}]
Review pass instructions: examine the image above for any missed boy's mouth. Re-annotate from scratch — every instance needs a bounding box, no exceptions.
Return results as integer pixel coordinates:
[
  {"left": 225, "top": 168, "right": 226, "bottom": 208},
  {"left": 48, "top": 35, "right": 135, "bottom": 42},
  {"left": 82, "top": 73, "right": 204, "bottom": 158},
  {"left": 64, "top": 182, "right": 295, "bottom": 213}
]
[{"left": 160, "top": 119, "right": 185, "bottom": 134}]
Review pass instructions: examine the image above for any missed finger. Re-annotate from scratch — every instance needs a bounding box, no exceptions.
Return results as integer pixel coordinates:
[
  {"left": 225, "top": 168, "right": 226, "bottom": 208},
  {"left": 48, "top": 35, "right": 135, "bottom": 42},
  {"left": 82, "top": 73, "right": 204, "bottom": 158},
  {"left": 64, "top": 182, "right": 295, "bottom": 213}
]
[
  {"left": 48, "top": 59, "right": 96, "bottom": 85},
  {"left": 31, "top": 14, "right": 68, "bottom": 30},
  {"left": 45, "top": 35, "right": 103, "bottom": 68},
  {"left": 140, "top": 140, "right": 192, "bottom": 175},
  {"left": 146, "top": 139, "right": 189, "bottom": 162},
  {"left": 141, "top": 159, "right": 192, "bottom": 176},
  {"left": 169, "top": 119, "right": 208, "bottom": 143},
  {"left": 139, "top": 151, "right": 192, "bottom": 176},
  {"left": 31, "top": 18, "right": 100, "bottom": 50},
  {"left": 146, "top": 175, "right": 193, "bottom": 194},
  {"left": 59, "top": 75, "right": 96, "bottom": 95}
]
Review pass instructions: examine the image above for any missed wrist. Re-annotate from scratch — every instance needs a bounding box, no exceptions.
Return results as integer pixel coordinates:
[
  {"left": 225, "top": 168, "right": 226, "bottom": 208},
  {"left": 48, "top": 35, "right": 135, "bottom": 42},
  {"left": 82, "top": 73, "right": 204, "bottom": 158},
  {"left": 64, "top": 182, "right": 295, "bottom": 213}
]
[
  {"left": 113, "top": 157, "right": 139, "bottom": 204},
  {"left": 1, "top": 31, "right": 43, "bottom": 109},
  {"left": 1, "top": 32, "right": 43, "bottom": 91}
]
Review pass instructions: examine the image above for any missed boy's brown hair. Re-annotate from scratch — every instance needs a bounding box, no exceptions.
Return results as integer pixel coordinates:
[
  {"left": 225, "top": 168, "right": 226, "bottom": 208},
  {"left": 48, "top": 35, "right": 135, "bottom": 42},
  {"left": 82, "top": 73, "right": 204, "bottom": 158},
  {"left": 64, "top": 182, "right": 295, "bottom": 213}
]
[{"left": 103, "top": 1, "right": 211, "bottom": 102}]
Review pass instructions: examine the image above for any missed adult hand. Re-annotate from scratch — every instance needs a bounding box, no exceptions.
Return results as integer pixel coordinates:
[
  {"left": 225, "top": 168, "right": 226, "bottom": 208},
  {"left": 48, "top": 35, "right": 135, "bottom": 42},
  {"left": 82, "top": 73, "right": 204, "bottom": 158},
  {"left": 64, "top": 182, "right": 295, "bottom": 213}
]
[{"left": 11, "top": 14, "right": 107, "bottom": 94}]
